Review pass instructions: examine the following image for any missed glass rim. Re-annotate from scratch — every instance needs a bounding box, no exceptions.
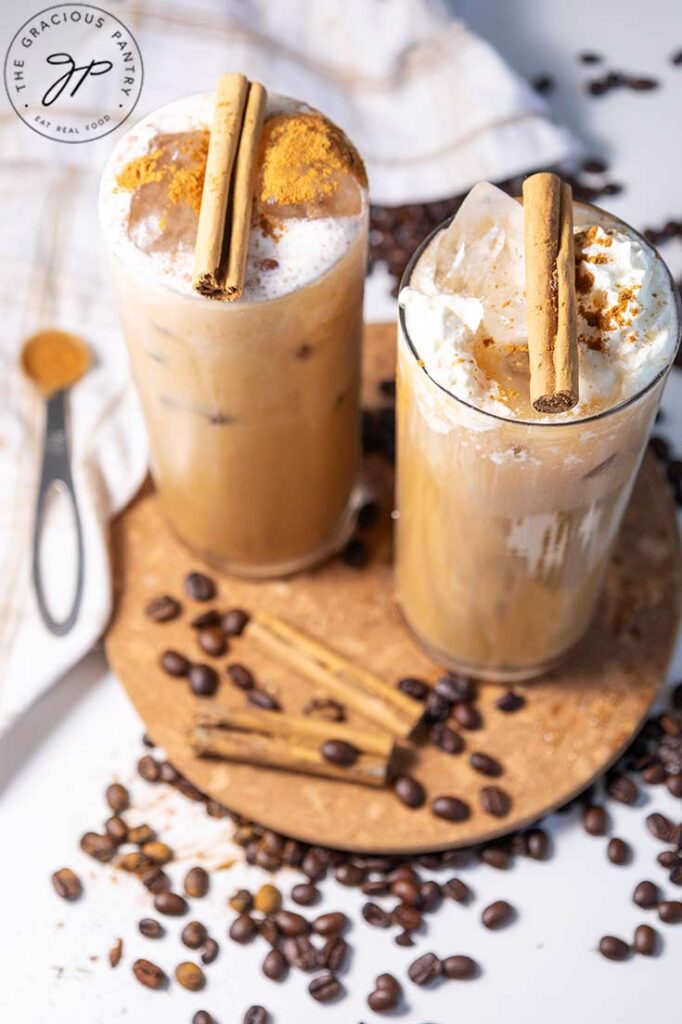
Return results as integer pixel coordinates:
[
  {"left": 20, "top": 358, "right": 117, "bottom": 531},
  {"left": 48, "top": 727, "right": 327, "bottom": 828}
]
[{"left": 398, "top": 197, "right": 682, "bottom": 429}]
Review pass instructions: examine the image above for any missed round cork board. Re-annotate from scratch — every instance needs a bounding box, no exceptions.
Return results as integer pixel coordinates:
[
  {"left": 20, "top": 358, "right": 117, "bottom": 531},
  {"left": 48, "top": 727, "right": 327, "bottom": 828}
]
[{"left": 105, "top": 323, "right": 682, "bottom": 853}]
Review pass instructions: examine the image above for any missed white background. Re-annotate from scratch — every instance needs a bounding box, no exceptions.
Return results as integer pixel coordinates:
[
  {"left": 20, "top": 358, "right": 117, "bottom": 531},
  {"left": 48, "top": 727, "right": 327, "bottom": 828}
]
[{"left": 3, "top": 1, "right": 682, "bottom": 1023}]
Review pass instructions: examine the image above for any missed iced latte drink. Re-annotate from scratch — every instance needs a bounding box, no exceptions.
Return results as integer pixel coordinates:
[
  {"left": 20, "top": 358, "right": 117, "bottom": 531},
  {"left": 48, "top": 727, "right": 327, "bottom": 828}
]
[
  {"left": 99, "top": 91, "right": 367, "bottom": 576},
  {"left": 397, "top": 184, "right": 679, "bottom": 680}
]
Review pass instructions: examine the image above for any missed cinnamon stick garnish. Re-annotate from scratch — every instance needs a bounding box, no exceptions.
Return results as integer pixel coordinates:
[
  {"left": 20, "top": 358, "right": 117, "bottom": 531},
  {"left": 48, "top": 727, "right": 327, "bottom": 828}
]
[
  {"left": 246, "top": 612, "right": 423, "bottom": 739},
  {"left": 523, "top": 172, "right": 579, "bottom": 413},
  {"left": 193, "top": 706, "right": 395, "bottom": 788},
  {"left": 193, "top": 73, "right": 266, "bottom": 300}
]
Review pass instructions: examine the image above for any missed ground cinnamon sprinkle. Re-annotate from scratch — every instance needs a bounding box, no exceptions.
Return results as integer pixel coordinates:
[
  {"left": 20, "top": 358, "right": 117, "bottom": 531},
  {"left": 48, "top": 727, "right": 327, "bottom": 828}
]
[
  {"left": 116, "top": 132, "right": 209, "bottom": 218},
  {"left": 259, "top": 112, "right": 367, "bottom": 206}
]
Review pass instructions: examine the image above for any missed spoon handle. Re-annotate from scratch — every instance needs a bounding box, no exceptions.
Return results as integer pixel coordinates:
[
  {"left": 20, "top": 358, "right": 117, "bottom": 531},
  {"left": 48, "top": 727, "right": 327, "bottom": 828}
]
[{"left": 32, "top": 388, "right": 85, "bottom": 636}]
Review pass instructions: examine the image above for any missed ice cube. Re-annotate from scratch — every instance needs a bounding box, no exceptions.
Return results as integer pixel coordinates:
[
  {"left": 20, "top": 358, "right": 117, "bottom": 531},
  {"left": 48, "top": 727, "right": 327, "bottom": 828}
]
[{"left": 434, "top": 183, "right": 526, "bottom": 346}]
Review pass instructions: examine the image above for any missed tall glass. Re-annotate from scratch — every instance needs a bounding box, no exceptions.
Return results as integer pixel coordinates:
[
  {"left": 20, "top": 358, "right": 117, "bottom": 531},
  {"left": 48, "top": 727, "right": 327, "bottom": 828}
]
[
  {"left": 100, "top": 98, "right": 367, "bottom": 578},
  {"left": 396, "top": 206, "right": 680, "bottom": 681}
]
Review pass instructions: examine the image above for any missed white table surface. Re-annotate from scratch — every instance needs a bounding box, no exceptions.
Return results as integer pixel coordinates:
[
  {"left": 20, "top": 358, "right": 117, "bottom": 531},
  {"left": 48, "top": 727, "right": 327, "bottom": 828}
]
[{"left": 3, "top": 2, "right": 682, "bottom": 1022}]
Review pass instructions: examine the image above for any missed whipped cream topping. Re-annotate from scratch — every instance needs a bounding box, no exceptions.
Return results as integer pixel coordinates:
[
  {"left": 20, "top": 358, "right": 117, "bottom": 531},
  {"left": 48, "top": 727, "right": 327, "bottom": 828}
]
[
  {"left": 400, "top": 184, "right": 678, "bottom": 421},
  {"left": 99, "top": 92, "right": 366, "bottom": 303}
]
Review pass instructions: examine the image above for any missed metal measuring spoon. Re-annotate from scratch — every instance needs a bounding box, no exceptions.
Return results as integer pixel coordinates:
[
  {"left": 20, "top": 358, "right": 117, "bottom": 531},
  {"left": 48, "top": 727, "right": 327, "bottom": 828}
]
[{"left": 21, "top": 330, "right": 91, "bottom": 635}]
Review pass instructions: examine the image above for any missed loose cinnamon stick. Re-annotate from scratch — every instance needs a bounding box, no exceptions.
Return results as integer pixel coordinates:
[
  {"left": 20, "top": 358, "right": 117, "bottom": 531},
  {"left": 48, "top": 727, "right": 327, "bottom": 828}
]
[
  {"left": 523, "top": 173, "right": 579, "bottom": 413},
  {"left": 193, "top": 706, "right": 395, "bottom": 788},
  {"left": 192, "top": 74, "right": 266, "bottom": 300},
  {"left": 246, "top": 612, "right": 423, "bottom": 739}
]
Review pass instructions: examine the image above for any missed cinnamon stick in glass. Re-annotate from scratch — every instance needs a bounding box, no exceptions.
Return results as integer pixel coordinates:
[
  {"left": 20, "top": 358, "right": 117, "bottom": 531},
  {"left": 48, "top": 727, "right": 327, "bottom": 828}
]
[
  {"left": 523, "top": 172, "right": 579, "bottom": 413},
  {"left": 192, "top": 74, "right": 267, "bottom": 300},
  {"left": 193, "top": 706, "right": 396, "bottom": 787}
]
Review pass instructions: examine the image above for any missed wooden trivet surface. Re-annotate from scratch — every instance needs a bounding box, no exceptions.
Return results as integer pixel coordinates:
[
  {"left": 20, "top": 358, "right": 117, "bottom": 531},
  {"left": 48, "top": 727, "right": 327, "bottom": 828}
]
[{"left": 106, "top": 323, "right": 682, "bottom": 853}]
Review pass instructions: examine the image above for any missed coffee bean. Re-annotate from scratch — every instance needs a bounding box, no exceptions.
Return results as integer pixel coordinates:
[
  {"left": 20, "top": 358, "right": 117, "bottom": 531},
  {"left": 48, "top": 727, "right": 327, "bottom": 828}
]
[
  {"left": 658, "top": 900, "right": 682, "bottom": 923},
  {"left": 442, "top": 954, "right": 478, "bottom": 979},
  {"left": 308, "top": 971, "right": 341, "bottom": 1002},
  {"left": 137, "top": 754, "right": 160, "bottom": 782},
  {"left": 274, "top": 909, "right": 309, "bottom": 936},
  {"left": 222, "top": 608, "right": 250, "bottom": 636},
  {"left": 335, "top": 862, "right": 366, "bottom": 886},
  {"left": 189, "top": 663, "right": 219, "bottom": 697},
  {"left": 230, "top": 913, "right": 257, "bottom": 943},
  {"left": 247, "top": 688, "right": 281, "bottom": 711},
  {"left": 243, "top": 1008, "right": 268, "bottom": 1024},
  {"left": 496, "top": 690, "right": 525, "bottom": 712},
  {"left": 190, "top": 609, "right": 221, "bottom": 630},
  {"left": 642, "top": 760, "right": 667, "bottom": 785},
  {"left": 254, "top": 884, "right": 281, "bottom": 915},
  {"left": 606, "top": 773, "right": 638, "bottom": 805},
  {"left": 105, "top": 783, "right": 129, "bottom": 813},
  {"left": 281, "top": 934, "right": 319, "bottom": 971},
  {"left": 436, "top": 673, "right": 475, "bottom": 703},
  {"left": 482, "top": 900, "right": 513, "bottom": 929},
  {"left": 303, "top": 698, "right": 345, "bottom": 722},
  {"left": 139, "top": 918, "right": 164, "bottom": 938},
  {"left": 229, "top": 889, "right": 253, "bottom": 913},
  {"left": 392, "top": 903, "right": 422, "bottom": 931},
  {"left": 108, "top": 937, "right": 123, "bottom": 968},
  {"left": 408, "top": 951, "right": 442, "bottom": 986},
  {"left": 633, "top": 880, "right": 659, "bottom": 908},
  {"left": 197, "top": 627, "right": 227, "bottom": 658},
  {"left": 452, "top": 702, "right": 482, "bottom": 730},
  {"left": 430, "top": 723, "right": 464, "bottom": 754},
  {"left": 262, "top": 947, "right": 287, "bottom": 980},
  {"left": 443, "top": 877, "right": 472, "bottom": 903},
  {"left": 432, "top": 795, "right": 470, "bottom": 822},
  {"left": 259, "top": 918, "right": 279, "bottom": 947},
  {"left": 393, "top": 773, "right": 426, "bottom": 809},
  {"left": 51, "top": 868, "right": 81, "bottom": 901},
  {"left": 201, "top": 938, "right": 219, "bottom": 965},
  {"left": 479, "top": 846, "right": 510, "bottom": 870},
  {"left": 141, "top": 866, "right": 170, "bottom": 893},
  {"left": 420, "top": 880, "right": 442, "bottom": 911},
  {"left": 80, "top": 832, "right": 116, "bottom": 863},
  {"left": 182, "top": 921, "right": 208, "bottom": 949},
  {"left": 115, "top": 850, "right": 153, "bottom": 874},
  {"left": 145, "top": 595, "right": 181, "bottom": 622},
  {"left": 341, "top": 537, "right": 368, "bottom": 569},
  {"left": 362, "top": 901, "right": 391, "bottom": 928},
  {"left": 128, "top": 823, "right": 155, "bottom": 845},
  {"left": 391, "top": 877, "right": 421, "bottom": 905},
  {"left": 185, "top": 572, "right": 216, "bottom": 601},
  {"left": 582, "top": 804, "right": 608, "bottom": 836},
  {"left": 142, "top": 840, "right": 173, "bottom": 865},
  {"left": 424, "top": 690, "right": 451, "bottom": 722},
  {"left": 104, "top": 815, "right": 128, "bottom": 843},
  {"left": 395, "top": 929, "right": 415, "bottom": 946},
  {"left": 633, "top": 923, "right": 658, "bottom": 955},
  {"left": 132, "top": 958, "right": 167, "bottom": 989},
  {"left": 599, "top": 935, "right": 630, "bottom": 961},
  {"left": 312, "top": 912, "right": 348, "bottom": 936},
  {"left": 526, "top": 828, "right": 550, "bottom": 860},
  {"left": 193, "top": 1013, "right": 214, "bottom": 1024},
  {"left": 160, "top": 649, "right": 190, "bottom": 677},
  {"left": 670, "top": 862, "right": 682, "bottom": 886},
  {"left": 321, "top": 934, "right": 348, "bottom": 972},
  {"left": 153, "top": 891, "right": 188, "bottom": 916},
  {"left": 175, "top": 961, "right": 205, "bottom": 991},
  {"left": 470, "top": 752, "right": 503, "bottom": 777},
  {"left": 368, "top": 972, "right": 401, "bottom": 1011},
  {"left": 397, "top": 677, "right": 429, "bottom": 701},
  {"left": 291, "top": 883, "right": 319, "bottom": 906},
  {"left": 226, "top": 663, "right": 254, "bottom": 690},
  {"left": 658, "top": 850, "right": 679, "bottom": 868},
  {"left": 607, "top": 838, "right": 630, "bottom": 865},
  {"left": 362, "top": 878, "right": 391, "bottom": 896},
  {"left": 320, "top": 739, "right": 359, "bottom": 766},
  {"left": 184, "top": 866, "right": 209, "bottom": 898},
  {"left": 646, "top": 812, "right": 678, "bottom": 843},
  {"left": 480, "top": 786, "right": 511, "bottom": 817}
]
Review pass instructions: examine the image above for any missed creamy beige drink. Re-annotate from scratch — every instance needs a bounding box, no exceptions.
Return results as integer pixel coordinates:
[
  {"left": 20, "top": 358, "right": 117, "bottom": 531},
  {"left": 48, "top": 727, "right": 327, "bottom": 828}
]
[
  {"left": 99, "top": 92, "right": 367, "bottom": 576},
  {"left": 397, "top": 184, "right": 679, "bottom": 680}
]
